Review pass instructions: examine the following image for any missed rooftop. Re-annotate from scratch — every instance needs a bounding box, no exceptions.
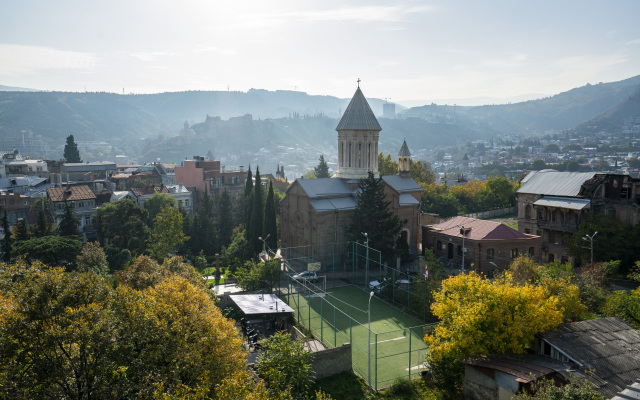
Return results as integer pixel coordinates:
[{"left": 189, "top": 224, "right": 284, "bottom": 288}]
[
  {"left": 335, "top": 87, "right": 382, "bottom": 131},
  {"left": 293, "top": 178, "right": 353, "bottom": 199},
  {"left": 429, "top": 216, "right": 538, "bottom": 241},
  {"left": 47, "top": 185, "right": 96, "bottom": 202},
  {"left": 518, "top": 170, "right": 597, "bottom": 197}
]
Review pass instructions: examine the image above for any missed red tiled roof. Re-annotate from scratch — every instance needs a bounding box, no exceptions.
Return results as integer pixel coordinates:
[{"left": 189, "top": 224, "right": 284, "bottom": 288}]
[
  {"left": 130, "top": 186, "right": 169, "bottom": 197},
  {"left": 430, "top": 216, "right": 538, "bottom": 241},
  {"left": 47, "top": 185, "right": 96, "bottom": 202}
]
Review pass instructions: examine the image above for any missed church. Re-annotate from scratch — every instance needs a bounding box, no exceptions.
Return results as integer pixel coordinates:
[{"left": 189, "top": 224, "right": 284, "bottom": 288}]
[{"left": 279, "top": 84, "right": 422, "bottom": 255}]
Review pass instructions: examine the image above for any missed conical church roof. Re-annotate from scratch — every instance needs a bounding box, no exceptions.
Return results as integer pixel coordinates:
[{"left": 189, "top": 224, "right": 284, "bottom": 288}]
[
  {"left": 398, "top": 140, "right": 411, "bottom": 157},
  {"left": 336, "top": 87, "right": 382, "bottom": 131}
]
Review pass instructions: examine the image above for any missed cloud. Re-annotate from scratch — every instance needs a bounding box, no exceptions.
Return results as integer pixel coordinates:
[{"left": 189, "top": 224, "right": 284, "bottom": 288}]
[
  {"left": 481, "top": 53, "right": 529, "bottom": 68},
  {"left": 0, "top": 44, "right": 98, "bottom": 76},
  {"left": 129, "top": 51, "right": 177, "bottom": 62}
]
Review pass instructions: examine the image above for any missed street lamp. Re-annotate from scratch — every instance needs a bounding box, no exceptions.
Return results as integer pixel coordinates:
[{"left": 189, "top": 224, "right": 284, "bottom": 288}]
[
  {"left": 258, "top": 234, "right": 270, "bottom": 255},
  {"left": 456, "top": 224, "right": 466, "bottom": 271},
  {"left": 582, "top": 231, "right": 598, "bottom": 265},
  {"left": 368, "top": 290, "right": 374, "bottom": 390}
]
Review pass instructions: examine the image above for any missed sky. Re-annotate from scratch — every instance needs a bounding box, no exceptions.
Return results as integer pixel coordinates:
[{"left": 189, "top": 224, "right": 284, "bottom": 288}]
[{"left": 1, "top": 0, "right": 639, "bottom": 106}]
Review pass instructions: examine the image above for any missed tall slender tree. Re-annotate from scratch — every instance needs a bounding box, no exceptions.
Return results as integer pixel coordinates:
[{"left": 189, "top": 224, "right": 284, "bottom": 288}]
[
  {"left": 218, "top": 190, "right": 233, "bottom": 249},
  {"left": 262, "top": 181, "right": 278, "bottom": 250},
  {"left": 57, "top": 201, "right": 80, "bottom": 237},
  {"left": 35, "top": 199, "right": 50, "bottom": 238},
  {"left": 244, "top": 165, "right": 253, "bottom": 197},
  {"left": 250, "top": 167, "right": 264, "bottom": 253},
  {"left": 347, "top": 171, "right": 402, "bottom": 261},
  {"left": 63, "top": 134, "right": 82, "bottom": 163},
  {"left": 314, "top": 155, "right": 331, "bottom": 178},
  {"left": 16, "top": 218, "right": 29, "bottom": 241},
  {"left": 1, "top": 208, "right": 12, "bottom": 262}
]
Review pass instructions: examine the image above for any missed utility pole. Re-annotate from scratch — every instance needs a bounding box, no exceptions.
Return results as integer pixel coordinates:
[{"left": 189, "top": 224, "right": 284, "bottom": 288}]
[{"left": 456, "top": 224, "right": 466, "bottom": 271}]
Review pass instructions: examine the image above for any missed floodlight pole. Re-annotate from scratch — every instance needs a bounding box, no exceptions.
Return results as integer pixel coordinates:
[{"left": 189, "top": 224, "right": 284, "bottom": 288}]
[
  {"left": 368, "top": 290, "right": 374, "bottom": 390},
  {"left": 456, "top": 224, "right": 465, "bottom": 271},
  {"left": 582, "top": 231, "right": 598, "bottom": 265},
  {"left": 362, "top": 232, "right": 369, "bottom": 285},
  {"left": 259, "top": 234, "right": 270, "bottom": 254}
]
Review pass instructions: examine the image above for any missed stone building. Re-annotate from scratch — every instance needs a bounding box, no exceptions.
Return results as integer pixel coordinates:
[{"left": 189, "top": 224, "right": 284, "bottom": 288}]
[
  {"left": 280, "top": 84, "right": 422, "bottom": 260},
  {"left": 517, "top": 170, "right": 640, "bottom": 264}
]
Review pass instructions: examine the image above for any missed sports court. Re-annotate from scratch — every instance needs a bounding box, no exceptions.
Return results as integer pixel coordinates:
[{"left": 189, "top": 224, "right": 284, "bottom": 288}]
[{"left": 284, "top": 284, "right": 435, "bottom": 390}]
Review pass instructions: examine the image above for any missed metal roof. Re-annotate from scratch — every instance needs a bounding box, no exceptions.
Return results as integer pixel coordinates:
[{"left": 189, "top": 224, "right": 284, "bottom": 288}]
[
  {"left": 63, "top": 162, "right": 117, "bottom": 172},
  {"left": 381, "top": 175, "right": 422, "bottom": 193},
  {"left": 398, "top": 140, "right": 411, "bottom": 157},
  {"left": 399, "top": 193, "right": 420, "bottom": 206},
  {"left": 540, "top": 317, "right": 640, "bottom": 398},
  {"left": 295, "top": 178, "right": 353, "bottom": 199},
  {"left": 229, "top": 294, "right": 294, "bottom": 315},
  {"left": 517, "top": 170, "right": 596, "bottom": 196},
  {"left": 534, "top": 196, "right": 590, "bottom": 210},
  {"left": 335, "top": 87, "right": 382, "bottom": 131},
  {"left": 310, "top": 197, "right": 357, "bottom": 213}
]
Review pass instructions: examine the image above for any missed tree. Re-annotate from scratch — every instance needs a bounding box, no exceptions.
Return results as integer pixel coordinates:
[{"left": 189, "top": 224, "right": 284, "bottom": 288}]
[
  {"left": 255, "top": 331, "right": 313, "bottom": 399},
  {"left": 34, "top": 198, "right": 50, "bottom": 237},
  {"left": 409, "top": 160, "right": 435, "bottom": 186},
  {"left": 57, "top": 201, "right": 80, "bottom": 236},
  {"left": 263, "top": 181, "right": 278, "bottom": 250},
  {"left": 249, "top": 166, "right": 264, "bottom": 254},
  {"left": 378, "top": 152, "right": 398, "bottom": 176},
  {"left": 94, "top": 199, "right": 149, "bottom": 254},
  {"left": 63, "top": 134, "right": 82, "bottom": 163},
  {"left": 13, "top": 235, "right": 83, "bottom": 267},
  {"left": 543, "top": 143, "right": 561, "bottom": 153},
  {"left": 314, "top": 155, "right": 331, "bottom": 178},
  {"left": 76, "top": 241, "right": 109, "bottom": 275},
  {"left": 144, "top": 193, "right": 177, "bottom": 226},
  {"left": 530, "top": 159, "right": 547, "bottom": 170},
  {"left": 424, "top": 272, "right": 565, "bottom": 388},
  {"left": 186, "top": 193, "right": 217, "bottom": 257},
  {"left": 513, "top": 374, "right": 606, "bottom": 400},
  {"left": 245, "top": 165, "right": 254, "bottom": 197},
  {"left": 1, "top": 209, "right": 11, "bottom": 262},
  {"left": 147, "top": 205, "right": 189, "bottom": 262},
  {"left": 0, "top": 263, "right": 248, "bottom": 399},
  {"left": 347, "top": 171, "right": 402, "bottom": 261},
  {"left": 222, "top": 227, "right": 252, "bottom": 273},
  {"left": 15, "top": 218, "right": 29, "bottom": 242}
]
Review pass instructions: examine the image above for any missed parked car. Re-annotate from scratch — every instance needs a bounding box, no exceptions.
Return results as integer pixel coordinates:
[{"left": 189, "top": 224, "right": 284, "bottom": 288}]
[
  {"left": 292, "top": 271, "right": 318, "bottom": 283},
  {"left": 369, "top": 278, "right": 389, "bottom": 293}
]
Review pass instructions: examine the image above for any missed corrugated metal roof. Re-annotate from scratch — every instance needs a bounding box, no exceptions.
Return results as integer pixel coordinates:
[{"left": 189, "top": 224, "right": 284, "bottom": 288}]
[
  {"left": 296, "top": 178, "right": 353, "bottom": 198},
  {"left": 310, "top": 197, "right": 357, "bottom": 213},
  {"left": 517, "top": 170, "right": 596, "bottom": 196},
  {"left": 335, "top": 87, "right": 382, "bottom": 131},
  {"left": 399, "top": 193, "right": 420, "bottom": 206},
  {"left": 63, "top": 162, "right": 116, "bottom": 171},
  {"left": 464, "top": 356, "right": 556, "bottom": 383},
  {"left": 429, "top": 216, "right": 538, "bottom": 241},
  {"left": 534, "top": 196, "right": 591, "bottom": 210},
  {"left": 540, "top": 317, "right": 640, "bottom": 398},
  {"left": 398, "top": 140, "right": 411, "bottom": 157},
  {"left": 382, "top": 175, "right": 422, "bottom": 193}
]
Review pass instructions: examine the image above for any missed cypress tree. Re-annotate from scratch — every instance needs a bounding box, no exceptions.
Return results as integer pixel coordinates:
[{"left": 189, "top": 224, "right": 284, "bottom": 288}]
[
  {"left": 244, "top": 166, "right": 254, "bottom": 230},
  {"left": 244, "top": 166, "right": 253, "bottom": 197},
  {"left": 314, "top": 155, "right": 331, "bottom": 178},
  {"left": 57, "top": 201, "right": 80, "bottom": 237},
  {"left": 218, "top": 190, "right": 233, "bottom": 249},
  {"left": 250, "top": 166, "right": 263, "bottom": 253},
  {"left": 262, "top": 181, "right": 278, "bottom": 251},
  {"left": 63, "top": 134, "right": 82, "bottom": 163},
  {"left": 16, "top": 218, "right": 29, "bottom": 241},
  {"left": 35, "top": 199, "right": 50, "bottom": 237},
  {"left": 1, "top": 208, "right": 12, "bottom": 262}
]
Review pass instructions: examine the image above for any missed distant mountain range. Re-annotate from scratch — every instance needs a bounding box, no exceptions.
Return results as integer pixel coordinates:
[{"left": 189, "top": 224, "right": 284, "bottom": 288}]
[{"left": 0, "top": 74, "right": 638, "bottom": 163}]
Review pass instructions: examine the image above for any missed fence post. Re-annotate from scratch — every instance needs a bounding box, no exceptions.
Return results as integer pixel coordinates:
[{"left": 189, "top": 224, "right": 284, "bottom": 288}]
[
  {"left": 320, "top": 296, "right": 324, "bottom": 344},
  {"left": 354, "top": 242, "right": 358, "bottom": 285},
  {"left": 332, "top": 243, "right": 335, "bottom": 273},
  {"left": 297, "top": 291, "right": 300, "bottom": 323},
  {"left": 375, "top": 332, "right": 378, "bottom": 391},
  {"left": 308, "top": 290, "right": 311, "bottom": 331},
  {"left": 408, "top": 327, "right": 412, "bottom": 379}
]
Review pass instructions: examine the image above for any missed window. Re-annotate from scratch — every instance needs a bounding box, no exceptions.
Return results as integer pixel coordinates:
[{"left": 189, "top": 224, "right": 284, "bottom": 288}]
[
  {"left": 529, "top": 247, "right": 534, "bottom": 256},
  {"left": 457, "top": 245, "right": 463, "bottom": 256},
  {"left": 548, "top": 254, "right": 554, "bottom": 263},
  {"left": 84, "top": 216, "right": 91, "bottom": 226},
  {"left": 436, "top": 241, "right": 442, "bottom": 251},
  {"left": 525, "top": 205, "right": 531, "bottom": 219},
  {"left": 510, "top": 248, "right": 518, "bottom": 259},
  {"left": 486, "top": 248, "right": 494, "bottom": 260},
  {"left": 525, "top": 228, "right": 530, "bottom": 234},
  {"left": 185, "top": 199, "right": 189, "bottom": 207}
]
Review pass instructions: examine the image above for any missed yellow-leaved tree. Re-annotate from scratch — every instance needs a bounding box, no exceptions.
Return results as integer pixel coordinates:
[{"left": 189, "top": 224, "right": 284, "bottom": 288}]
[{"left": 424, "top": 271, "right": 565, "bottom": 392}]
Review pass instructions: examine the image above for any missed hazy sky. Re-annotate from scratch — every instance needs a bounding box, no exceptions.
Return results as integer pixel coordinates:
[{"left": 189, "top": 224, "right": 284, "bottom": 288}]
[{"left": 1, "top": 0, "right": 639, "bottom": 105}]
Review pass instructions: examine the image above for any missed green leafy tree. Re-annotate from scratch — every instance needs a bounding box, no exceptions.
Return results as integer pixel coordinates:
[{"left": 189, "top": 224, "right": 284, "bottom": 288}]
[
  {"left": 543, "top": 143, "right": 561, "bottom": 153},
  {"left": 147, "top": 205, "right": 189, "bottom": 262},
  {"left": 14, "top": 235, "right": 83, "bottom": 267},
  {"left": 347, "top": 171, "right": 402, "bottom": 261},
  {"left": 94, "top": 199, "right": 149, "bottom": 254},
  {"left": 57, "top": 201, "right": 80, "bottom": 237},
  {"left": 234, "top": 260, "right": 265, "bottom": 291},
  {"left": 249, "top": 166, "right": 264, "bottom": 254},
  {"left": 513, "top": 374, "right": 605, "bottom": 400},
  {"left": 15, "top": 218, "right": 29, "bottom": 242},
  {"left": 314, "top": 155, "right": 331, "bottom": 178},
  {"left": 255, "top": 331, "right": 313, "bottom": 399},
  {"left": 1, "top": 209, "right": 11, "bottom": 262},
  {"left": 263, "top": 181, "right": 278, "bottom": 250},
  {"left": 530, "top": 159, "right": 547, "bottom": 170},
  {"left": 222, "top": 227, "right": 252, "bottom": 273},
  {"left": 34, "top": 198, "right": 50, "bottom": 237},
  {"left": 218, "top": 190, "right": 234, "bottom": 249},
  {"left": 378, "top": 152, "right": 398, "bottom": 176},
  {"left": 144, "top": 192, "right": 176, "bottom": 226},
  {"left": 63, "top": 134, "right": 82, "bottom": 163},
  {"left": 76, "top": 241, "right": 109, "bottom": 275},
  {"left": 409, "top": 160, "right": 436, "bottom": 186}
]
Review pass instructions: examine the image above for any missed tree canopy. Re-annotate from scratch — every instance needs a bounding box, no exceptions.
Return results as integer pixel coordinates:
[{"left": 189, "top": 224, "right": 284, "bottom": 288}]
[
  {"left": 63, "top": 134, "right": 82, "bottom": 163},
  {"left": 147, "top": 204, "right": 189, "bottom": 261},
  {"left": 57, "top": 201, "right": 80, "bottom": 236},
  {"left": 313, "top": 155, "right": 331, "bottom": 178}
]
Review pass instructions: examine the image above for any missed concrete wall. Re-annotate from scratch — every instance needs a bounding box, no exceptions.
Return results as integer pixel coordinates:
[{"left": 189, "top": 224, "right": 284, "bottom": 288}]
[{"left": 310, "top": 343, "right": 352, "bottom": 380}]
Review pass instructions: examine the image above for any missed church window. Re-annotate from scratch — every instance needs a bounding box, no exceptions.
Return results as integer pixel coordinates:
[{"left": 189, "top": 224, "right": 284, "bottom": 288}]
[
  {"left": 358, "top": 144, "right": 362, "bottom": 168},
  {"left": 348, "top": 143, "right": 352, "bottom": 167},
  {"left": 368, "top": 143, "right": 371, "bottom": 168}
]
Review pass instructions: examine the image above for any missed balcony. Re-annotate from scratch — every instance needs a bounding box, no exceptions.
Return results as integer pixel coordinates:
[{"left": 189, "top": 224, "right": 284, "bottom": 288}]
[{"left": 538, "top": 220, "right": 578, "bottom": 233}]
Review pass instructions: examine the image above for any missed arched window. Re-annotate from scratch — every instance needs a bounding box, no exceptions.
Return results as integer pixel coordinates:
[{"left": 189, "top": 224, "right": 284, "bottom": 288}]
[
  {"left": 348, "top": 143, "right": 352, "bottom": 167},
  {"left": 525, "top": 205, "right": 531, "bottom": 219}
]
